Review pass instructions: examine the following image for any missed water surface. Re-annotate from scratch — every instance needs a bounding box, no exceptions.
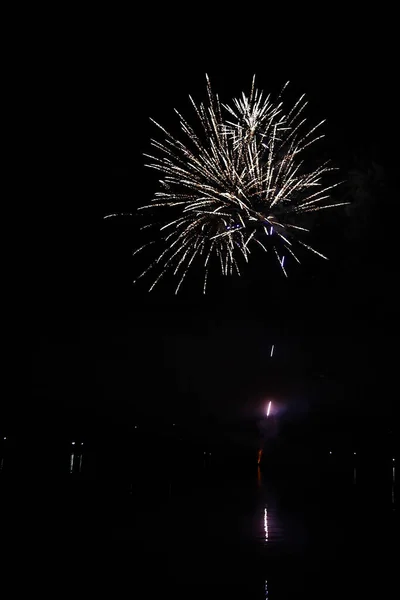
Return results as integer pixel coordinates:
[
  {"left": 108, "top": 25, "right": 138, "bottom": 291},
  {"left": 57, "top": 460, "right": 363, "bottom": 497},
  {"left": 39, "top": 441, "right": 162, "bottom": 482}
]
[{"left": 0, "top": 448, "right": 396, "bottom": 598}]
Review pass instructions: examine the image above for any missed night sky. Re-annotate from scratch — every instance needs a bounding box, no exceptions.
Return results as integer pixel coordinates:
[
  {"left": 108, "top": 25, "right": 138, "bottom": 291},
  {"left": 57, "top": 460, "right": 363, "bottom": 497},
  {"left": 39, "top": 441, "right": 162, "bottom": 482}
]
[{"left": 26, "top": 41, "right": 398, "bottom": 437}]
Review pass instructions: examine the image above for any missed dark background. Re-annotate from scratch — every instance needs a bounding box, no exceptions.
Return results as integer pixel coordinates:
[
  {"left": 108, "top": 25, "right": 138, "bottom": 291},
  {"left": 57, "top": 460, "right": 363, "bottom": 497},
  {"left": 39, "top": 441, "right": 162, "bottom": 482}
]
[
  {"left": 1, "top": 20, "right": 394, "bottom": 598},
  {"left": 22, "top": 27, "right": 398, "bottom": 454}
]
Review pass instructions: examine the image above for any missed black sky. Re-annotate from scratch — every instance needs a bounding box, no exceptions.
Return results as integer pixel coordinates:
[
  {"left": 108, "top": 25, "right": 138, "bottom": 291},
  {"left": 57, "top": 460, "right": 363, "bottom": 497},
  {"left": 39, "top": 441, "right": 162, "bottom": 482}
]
[{"left": 26, "top": 35, "right": 398, "bottom": 432}]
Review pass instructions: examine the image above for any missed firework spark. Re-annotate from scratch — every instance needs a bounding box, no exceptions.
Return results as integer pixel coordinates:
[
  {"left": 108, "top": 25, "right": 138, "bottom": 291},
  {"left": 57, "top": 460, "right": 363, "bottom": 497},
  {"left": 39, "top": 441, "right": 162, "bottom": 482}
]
[{"left": 106, "top": 76, "right": 346, "bottom": 293}]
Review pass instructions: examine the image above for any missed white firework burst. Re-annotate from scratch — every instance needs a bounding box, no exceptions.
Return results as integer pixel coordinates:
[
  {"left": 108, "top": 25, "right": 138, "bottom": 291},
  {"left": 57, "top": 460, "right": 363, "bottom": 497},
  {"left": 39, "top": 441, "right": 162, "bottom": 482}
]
[{"left": 106, "top": 76, "right": 347, "bottom": 293}]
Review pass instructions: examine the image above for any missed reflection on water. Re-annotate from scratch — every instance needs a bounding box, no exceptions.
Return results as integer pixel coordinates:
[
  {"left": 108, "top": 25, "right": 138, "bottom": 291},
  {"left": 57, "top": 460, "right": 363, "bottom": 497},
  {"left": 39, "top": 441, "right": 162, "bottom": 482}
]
[
  {"left": 264, "top": 507, "right": 269, "bottom": 542},
  {"left": 0, "top": 443, "right": 397, "bottom": 599},
  {"left": 69, "top": 452, "right": 83, "bottom": 474},
  {"left": 392, "top": 466, "right": 395, "bottom": 507}
]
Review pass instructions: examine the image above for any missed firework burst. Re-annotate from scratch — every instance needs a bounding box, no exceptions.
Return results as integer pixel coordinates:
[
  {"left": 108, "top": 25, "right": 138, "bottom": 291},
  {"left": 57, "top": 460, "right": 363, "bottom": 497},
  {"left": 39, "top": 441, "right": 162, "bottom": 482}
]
[{"left": 105, "top": 76, "right": 346, "bottom": 293}]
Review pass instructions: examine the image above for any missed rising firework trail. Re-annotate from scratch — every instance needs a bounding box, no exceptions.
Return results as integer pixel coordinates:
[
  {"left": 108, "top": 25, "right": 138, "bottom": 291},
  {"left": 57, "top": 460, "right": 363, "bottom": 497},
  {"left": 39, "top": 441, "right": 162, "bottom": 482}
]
[{"left": 105, "top": 76, "right": 346, "bottom": 293}]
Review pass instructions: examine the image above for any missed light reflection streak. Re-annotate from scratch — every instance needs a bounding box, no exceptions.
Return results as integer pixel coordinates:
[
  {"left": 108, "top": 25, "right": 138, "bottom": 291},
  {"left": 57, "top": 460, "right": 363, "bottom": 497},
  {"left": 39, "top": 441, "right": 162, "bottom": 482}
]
[
  {"left": 79, "top": 454, "right": 83, "bottom": 473},
  {"left": 69, "top": 453, "right": 74, "bottom": 474},
  {"left": 392, "top": 467, "right": 395, "bottom": 507},
  {"left": 265, "top": 579, "right": 269, "bottom": 598},
  {"left": 264, "top": 507, "right": 269, "bottom": 542}
]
